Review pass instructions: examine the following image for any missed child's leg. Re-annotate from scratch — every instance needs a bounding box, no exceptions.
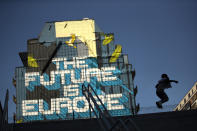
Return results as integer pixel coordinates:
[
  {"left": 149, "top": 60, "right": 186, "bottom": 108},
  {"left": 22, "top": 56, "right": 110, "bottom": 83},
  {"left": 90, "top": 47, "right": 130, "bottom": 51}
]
[
  {"left": 156, "top": 89, "right": 169, "bottom": 108},
  {"left": 156, "top": 90, "right": 169, "bottom": 103},
  {"left": 160, "top": 91, "right": 169, "bottom": 103}
]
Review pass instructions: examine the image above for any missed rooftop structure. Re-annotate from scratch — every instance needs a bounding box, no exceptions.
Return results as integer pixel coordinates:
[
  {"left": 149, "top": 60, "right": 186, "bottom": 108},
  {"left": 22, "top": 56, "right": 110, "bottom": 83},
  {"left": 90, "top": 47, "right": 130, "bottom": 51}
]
[
  {"left": 14, "top": 18, "right": 138, "bottom": 123},
  {"left": 174, "top": 82, "right": 197, "bottom": 111}
]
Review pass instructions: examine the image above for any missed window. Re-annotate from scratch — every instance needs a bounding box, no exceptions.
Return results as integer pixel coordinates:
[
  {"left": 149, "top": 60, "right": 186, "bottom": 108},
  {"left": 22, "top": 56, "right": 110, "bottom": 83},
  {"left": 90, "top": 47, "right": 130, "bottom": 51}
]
[
  {"left": 188, "top": 93, "right": 191, "bottom": 98},
  {"left": 184, "top": 98, "right": 186, "bottom": 103}
]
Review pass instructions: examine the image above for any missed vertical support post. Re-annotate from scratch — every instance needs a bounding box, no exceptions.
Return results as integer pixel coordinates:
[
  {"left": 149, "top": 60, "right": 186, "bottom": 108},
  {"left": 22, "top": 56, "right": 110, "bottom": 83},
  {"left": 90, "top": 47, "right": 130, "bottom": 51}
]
[
  {"left": 88, "top": 85, "right": 91, "bottom": 119},
  {"left": 0, "top": 89, "right": 9, "bottom": 131}
]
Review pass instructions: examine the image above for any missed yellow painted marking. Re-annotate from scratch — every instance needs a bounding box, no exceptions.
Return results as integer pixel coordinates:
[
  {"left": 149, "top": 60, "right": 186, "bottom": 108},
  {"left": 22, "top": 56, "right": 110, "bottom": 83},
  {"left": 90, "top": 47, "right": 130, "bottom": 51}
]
[
  {"left": 65, "top": 34, "right": 77, "bottom": 48},
  {"left": 16, "top": 119, "right": 23, "bottom": 123},
  {"left": 103, "top": 34, "right": 114, "bottom": 45},
  {"left": 109, "top": 45, "right": 122, "bottom": 63},
  {"left": 28, "top": 55, "right": 39, "bottom": 67}
]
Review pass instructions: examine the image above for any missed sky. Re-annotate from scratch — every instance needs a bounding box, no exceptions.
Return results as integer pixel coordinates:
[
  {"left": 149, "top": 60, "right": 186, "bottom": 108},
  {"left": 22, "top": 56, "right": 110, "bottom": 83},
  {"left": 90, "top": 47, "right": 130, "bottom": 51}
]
[{"left": 0, "top": 0, "right": 197, "bottom": 121}]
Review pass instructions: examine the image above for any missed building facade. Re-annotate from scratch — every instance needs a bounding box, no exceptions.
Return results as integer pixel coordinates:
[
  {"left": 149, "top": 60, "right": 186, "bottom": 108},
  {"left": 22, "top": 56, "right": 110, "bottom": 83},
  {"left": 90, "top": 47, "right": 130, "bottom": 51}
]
[
  {"left": 14, "top": 18, "right": 137, "bottom": 122},
  {"left": 174, "top": 82, "right": 197, "bottom": 111}
]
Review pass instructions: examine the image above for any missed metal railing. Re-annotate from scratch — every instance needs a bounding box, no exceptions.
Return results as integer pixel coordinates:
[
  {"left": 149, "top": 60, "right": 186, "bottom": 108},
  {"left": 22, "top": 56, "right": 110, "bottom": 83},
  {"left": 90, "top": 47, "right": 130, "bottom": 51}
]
[{"left": 82, "top": 84, "right": 141, "bottom": 131}]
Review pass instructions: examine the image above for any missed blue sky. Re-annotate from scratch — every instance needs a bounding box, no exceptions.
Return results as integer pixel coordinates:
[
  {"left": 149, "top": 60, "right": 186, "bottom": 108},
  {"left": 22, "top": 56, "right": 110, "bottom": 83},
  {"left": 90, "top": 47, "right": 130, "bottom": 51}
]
[{"left": 0, "top": 0, "right": 197, "bottom": 120}]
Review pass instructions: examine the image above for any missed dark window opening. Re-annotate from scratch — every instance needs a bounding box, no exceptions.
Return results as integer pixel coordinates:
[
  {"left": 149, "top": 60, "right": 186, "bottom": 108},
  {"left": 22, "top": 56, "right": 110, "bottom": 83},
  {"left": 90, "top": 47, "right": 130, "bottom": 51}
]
[{"left": 188, "top": 93, "right": 191, "bottom": 98}]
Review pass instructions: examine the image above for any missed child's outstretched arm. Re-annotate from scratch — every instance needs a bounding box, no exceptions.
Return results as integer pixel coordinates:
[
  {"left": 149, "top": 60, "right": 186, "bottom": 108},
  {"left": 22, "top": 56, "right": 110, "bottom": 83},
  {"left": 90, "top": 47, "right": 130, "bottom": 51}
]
[{"left": 169, "top": 80, "right": 178, "bottom": 83}]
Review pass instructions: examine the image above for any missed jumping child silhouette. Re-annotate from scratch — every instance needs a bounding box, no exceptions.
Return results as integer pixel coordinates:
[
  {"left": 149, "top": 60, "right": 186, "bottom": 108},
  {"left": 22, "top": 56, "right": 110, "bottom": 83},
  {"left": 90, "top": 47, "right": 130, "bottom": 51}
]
[{"left": 156, "top": 74, "right": 178, "bottom": 108}]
